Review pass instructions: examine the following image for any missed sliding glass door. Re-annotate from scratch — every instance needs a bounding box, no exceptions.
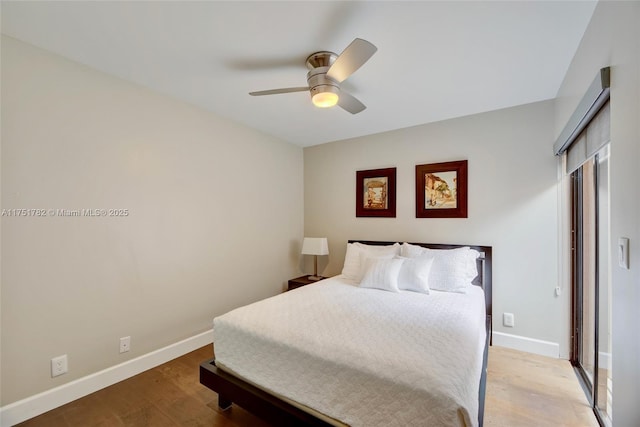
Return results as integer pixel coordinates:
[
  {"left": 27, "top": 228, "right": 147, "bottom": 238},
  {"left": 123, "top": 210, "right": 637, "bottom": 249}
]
[{"left": 571, "top": 145, "right": 612, "bottom": 427}]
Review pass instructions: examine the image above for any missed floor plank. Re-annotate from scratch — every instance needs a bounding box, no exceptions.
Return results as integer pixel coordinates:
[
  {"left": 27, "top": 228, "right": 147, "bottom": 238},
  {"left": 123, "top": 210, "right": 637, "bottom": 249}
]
[{"left": 16, "top": 345, "right": 598, "bottom": 426}]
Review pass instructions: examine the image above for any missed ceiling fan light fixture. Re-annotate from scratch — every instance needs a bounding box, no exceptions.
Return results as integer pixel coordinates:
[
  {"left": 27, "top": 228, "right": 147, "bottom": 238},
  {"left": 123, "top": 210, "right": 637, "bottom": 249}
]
[
  {"left": 311, "top": 85, "right": 339, "bottom": 108},
  {"left": 312, "top": 91, "right": 339, "bottom": 108}
]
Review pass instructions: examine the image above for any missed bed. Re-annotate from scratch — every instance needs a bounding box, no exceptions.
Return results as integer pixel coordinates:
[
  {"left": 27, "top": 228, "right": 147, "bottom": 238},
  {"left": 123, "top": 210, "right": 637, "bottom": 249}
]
[{"left": 200, "top": 241, "right": 492, "bottom": 426}]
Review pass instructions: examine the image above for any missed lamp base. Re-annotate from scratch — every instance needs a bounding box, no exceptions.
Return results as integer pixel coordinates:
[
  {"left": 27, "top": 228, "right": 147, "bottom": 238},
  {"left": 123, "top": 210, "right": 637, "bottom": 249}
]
[{"left": 308, "top": 275, "right": 323, "bottom": 281}]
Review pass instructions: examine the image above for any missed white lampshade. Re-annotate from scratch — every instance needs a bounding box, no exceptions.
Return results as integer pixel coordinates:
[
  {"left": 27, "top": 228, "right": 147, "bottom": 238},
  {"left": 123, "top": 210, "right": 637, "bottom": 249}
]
[{"left": 301, "top": 237, "right": 329, "bottom": 256}]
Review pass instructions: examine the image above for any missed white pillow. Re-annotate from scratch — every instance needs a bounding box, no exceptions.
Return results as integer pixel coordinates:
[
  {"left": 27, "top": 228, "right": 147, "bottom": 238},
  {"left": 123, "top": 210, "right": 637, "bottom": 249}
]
[
  {"left": 425, "top": 247, "right": 479, "bottom": 293},
  {"left": 356, "top": 242, "right": 400, "bottom": 255},
  {"left": 357, "top": 251, "right": 395, "bottom": 282},
  {"left": 341, "top": 243, "right": 362, "bottom": 281},
  {"left": 401, "top": 243, "right": 479, "bottom": 293},
  {"left": 397, "top": 255, "right": 435, "bottom": 294},
  {"left": 359, "top": 257, "right": 405, "bottom": 292},
  {"left": 341, "top": 242, "right": 400, "bottom": 281},
  {"left": 400, "top": 242, "right": 426, "bottom": 258}
]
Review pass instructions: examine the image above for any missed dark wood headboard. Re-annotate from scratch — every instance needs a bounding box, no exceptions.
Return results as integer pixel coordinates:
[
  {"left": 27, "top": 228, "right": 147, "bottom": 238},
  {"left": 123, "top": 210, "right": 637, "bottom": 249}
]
[{"left": 348, "top": 240, "right": 493, "bottom": 335}]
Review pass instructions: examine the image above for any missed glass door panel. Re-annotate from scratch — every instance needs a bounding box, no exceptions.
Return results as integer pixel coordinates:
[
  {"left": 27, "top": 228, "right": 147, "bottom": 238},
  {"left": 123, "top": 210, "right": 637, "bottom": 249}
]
[
  {"left": 580, "top": 159, "right": 596, "bottom": 384},
  {"left": 596, "top": 148, "right": 612, "bottom": 426}
]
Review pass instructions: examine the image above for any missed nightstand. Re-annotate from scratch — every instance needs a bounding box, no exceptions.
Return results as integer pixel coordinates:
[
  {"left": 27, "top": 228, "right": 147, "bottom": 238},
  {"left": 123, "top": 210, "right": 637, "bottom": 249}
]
[{"left": 287, "top": 275, "right": 326, "bottom": 291}]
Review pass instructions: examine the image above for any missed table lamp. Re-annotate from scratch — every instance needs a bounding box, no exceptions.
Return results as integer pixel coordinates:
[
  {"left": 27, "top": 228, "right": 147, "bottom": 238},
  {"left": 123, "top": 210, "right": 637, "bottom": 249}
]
[{"left": 301, "top": 237, "right": 329, "bottom": 280}]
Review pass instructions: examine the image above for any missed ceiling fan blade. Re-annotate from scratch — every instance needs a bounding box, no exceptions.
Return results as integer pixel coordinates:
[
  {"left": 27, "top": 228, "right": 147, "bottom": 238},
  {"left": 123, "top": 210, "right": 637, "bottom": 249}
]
[
  {"left": 338, "top": 90, "right": 366, "bottom": 114},
  {"left": 249, "top": 87, "right": 309, "bottom": 96},
  {"left": 326, "top": 38, "right": 377, "bottom": 83}
]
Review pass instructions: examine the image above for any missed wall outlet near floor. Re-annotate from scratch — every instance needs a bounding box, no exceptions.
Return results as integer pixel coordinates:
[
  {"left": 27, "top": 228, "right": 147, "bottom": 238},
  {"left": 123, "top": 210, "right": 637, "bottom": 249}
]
[
  {"left": 51, "top": 355, "right": 68, "bottom": 377},
  {"left": 503, "top": 312, "right": 515, "bottom": 328},
  {"left": 119, "top": 336, "right": 131, "bottom": 354}
]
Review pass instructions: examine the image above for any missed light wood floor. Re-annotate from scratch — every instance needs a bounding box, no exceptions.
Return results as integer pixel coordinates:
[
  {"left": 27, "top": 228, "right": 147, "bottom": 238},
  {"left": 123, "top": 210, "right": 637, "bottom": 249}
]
[
  {"left": 17, "top": 345, "right": 598, "bottom": 427},
  {"left": 485, "top": 346, "right": 598, "bottom": 427}
]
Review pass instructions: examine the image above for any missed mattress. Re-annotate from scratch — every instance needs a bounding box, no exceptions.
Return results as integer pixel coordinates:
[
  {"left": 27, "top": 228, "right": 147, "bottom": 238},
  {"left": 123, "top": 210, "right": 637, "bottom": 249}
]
[{"left": 213, "top": 275, "right": 487, "bottom": 427}]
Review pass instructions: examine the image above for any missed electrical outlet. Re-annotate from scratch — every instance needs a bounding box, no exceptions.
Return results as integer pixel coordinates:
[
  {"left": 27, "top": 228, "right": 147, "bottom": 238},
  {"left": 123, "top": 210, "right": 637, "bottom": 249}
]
[
  {"left": 51, "top": 355, "right": 68, "bottom": 377},
  {"left": 503, "top": 312, "right": 515, "bottom": 328},
  {"left": 119, "top": 336, "right": 131, "bottom": 354}
]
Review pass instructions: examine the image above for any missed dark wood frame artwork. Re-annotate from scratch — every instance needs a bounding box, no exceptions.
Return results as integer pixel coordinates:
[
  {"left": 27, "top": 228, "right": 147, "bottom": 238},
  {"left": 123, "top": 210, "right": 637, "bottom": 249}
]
[
  {"left": 416, "top": 160, "right": 468, "bottom": 218},
  {"left": 355, "top": 167, "right": 396, "bottom": 217},
  {"left": 200, "top": 240, "right": 492, "bottom": 427}
]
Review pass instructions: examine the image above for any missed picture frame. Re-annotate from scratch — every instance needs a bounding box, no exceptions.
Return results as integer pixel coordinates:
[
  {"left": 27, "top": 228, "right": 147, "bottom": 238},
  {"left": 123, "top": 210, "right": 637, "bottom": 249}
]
[
  {"left": 416, "top": 160, "right": 468, "bottom": 218},
  {"left": 356, "top": 167, "right": 396, "bottom": 217}
]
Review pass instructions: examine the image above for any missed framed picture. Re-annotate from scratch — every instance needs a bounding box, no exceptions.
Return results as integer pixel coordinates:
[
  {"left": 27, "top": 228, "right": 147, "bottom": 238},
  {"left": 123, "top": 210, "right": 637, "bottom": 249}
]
[
  {"left": 416, "top": 160, "right": 468, "bottom": 218},
  {"left": 356, "top": 167, "right": 396, "bottom": 217}
]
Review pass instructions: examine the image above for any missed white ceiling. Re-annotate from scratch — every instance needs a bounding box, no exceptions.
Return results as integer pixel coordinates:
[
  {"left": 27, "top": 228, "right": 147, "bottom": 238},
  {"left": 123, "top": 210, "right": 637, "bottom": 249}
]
[{"left": 1, "top": 1, "right": 597, "bottom": 147}]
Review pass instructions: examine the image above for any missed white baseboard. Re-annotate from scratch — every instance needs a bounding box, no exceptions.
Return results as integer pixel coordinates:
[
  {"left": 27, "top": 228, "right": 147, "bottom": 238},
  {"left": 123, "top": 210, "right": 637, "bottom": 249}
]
[
  {"left": 0, "top": 329, "right": 214, "bottom": 427},
  {"left": 493, "top": 331, "right": 560, "bottom": 358}
]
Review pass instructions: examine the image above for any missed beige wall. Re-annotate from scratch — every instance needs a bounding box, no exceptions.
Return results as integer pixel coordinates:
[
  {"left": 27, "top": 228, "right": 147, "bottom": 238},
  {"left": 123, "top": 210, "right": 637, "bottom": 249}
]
[
  {"left": 0, "top": 36, "right": 304, "bottom": 405},
  {"left": 555, "top": 2, "right": 640, "bottom": 425},
  {"left": 304, "top": 100, "right": 566, "bottom": 353}
]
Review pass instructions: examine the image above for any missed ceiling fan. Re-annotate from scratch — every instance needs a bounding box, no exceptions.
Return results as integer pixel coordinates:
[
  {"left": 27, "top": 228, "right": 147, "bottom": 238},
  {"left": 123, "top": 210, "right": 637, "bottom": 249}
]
[{"left": 249, "top": 38, "right": 377, "bottom": 114}]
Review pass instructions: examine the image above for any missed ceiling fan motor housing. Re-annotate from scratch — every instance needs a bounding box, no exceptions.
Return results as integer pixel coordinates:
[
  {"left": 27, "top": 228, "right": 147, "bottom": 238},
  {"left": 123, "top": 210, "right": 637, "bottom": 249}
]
[
  {"left": 305, "top": 51, "right": 338, "bottom": 69},
  {"left": 307, "top": 66, "right": 340, "bottom": 100}
]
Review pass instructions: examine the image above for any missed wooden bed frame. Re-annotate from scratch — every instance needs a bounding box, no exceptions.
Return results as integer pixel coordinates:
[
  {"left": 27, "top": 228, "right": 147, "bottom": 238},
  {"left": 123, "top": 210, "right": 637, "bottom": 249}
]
[{"left": 200, "top": 241, "right": 493, "bottom": 426}]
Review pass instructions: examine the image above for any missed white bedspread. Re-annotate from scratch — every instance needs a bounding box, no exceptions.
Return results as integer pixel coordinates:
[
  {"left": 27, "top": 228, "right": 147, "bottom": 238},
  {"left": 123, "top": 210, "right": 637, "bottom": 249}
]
[{"left": 213, "top": 276, "right": 487, "bottom": 427}]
